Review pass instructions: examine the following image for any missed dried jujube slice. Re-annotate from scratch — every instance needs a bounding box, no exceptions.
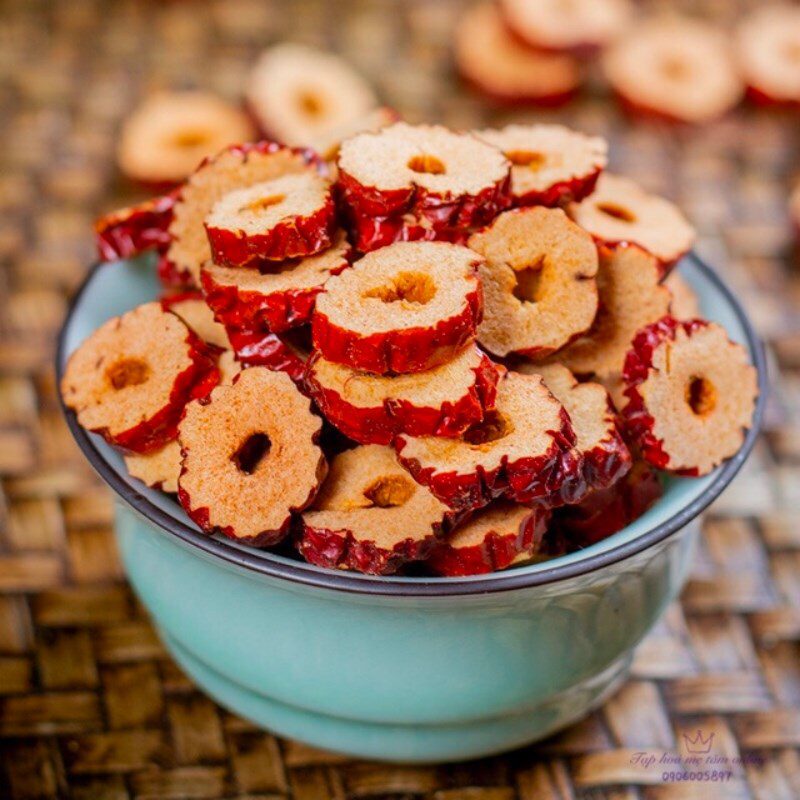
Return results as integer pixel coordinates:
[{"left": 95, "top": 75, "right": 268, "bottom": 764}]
[
  {"left": 201, "top": 233, "right": 350, "bottom": 335},
  {"left": 246, "top": 44, "right": 378, "bottom": 148},
  {"left": 568, "top": 174, "right": 695, "bottom": 273},
  {"left": 454, "top": 3, "right": 582, "bottom": 107},
  {"left": 620, "top": 317, "right": 758, "bottom": 476},
  {"left": 337, "top": 122, "right": 511, "bottom": 226},
  {"left": 468, "top": 207, "right": 598, "bottom": 359},
  {"left": 60, "top": 302, "right": 219, "bottom": 453},
  {"left": 167, "top": 141, "right": 321, "bottom": 286},
  {"left": 736, "top": 6, "right": 800, "bottom": 107},
  {"left": 665, "top": 271, "right": 700, "bottom": 320},
  {"left": 125, "top": 440, "right": 182, "bottom": 494},
  {"left": 524, "top": 363, "right": 631, "bottom": 493},
  {"left": 603, "top": 19, "right": 743, "bottom": 124},
  {"left": 500, "top": 0, "right": 633, "bottom": 55},
  {"left": 178, "top": 367, "right": 326, "bottom": 545},
  {"left": 311, "top": 107, "right": 399, "bottom": 164},
  {"left": 475, "top": 124, "right": 607, "bottom": 208},
  {"left": 305, "top": 346, "right": 501, "bottom": 445},
  {"left": 556, "top": 460, "right": 662, "bottom": 547},
  {"left": 161, "top": 292, "right": 231, "bottom": 349},
  {"left": 426, "top": 502, "right": 550, "bottom": 577},
  {"left": 95, "top": 193, "right": 176, "bottom": 262},
  {"left": 313, "top": 241, "right": 483, "bottom": 374},
  {"left": 205, "top": 172, "right": 336, "bottom": 267},
  {"left": 396, "top": 371, "right": 576, "bottom": 511},
  {"left": 545, "top": 244, "right": 672, "bottom": 387},
  {"left": 299, "top": 444, "right": 449, "bottom": 575},
  {"left": 117, "top": 92, "right": 255, "bottom": 186}
]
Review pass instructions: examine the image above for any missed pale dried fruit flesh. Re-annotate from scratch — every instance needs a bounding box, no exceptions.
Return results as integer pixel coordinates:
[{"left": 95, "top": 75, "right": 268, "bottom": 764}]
[
  {"left": 178, "top": 367, "right": 326, "bottom": 545},
  {"left": 160, "top": 291, "right": 231, "bottom": 350},
  {"left": 454, "top": 3, "right": 582, "bottom": 106},
  {"left": 312, "top": 241, "right": 483, "bottom": 374},
  {"left": 396, "top": 371, "right": 577, "bottom": 511},
  {"left": 125, "top": 439, "right": 182, "bottom": 493},
  {"left": 475, "top": 124, "right": 607, "bottom": 208},
  {"left": 665, "top": 271, "right": 700, "bottom": 320},
  {"left": 468, "top": 207, "right": 598, "bottom": 359},
  {"left": 117, "top": 91, "right": 256, "bottom": 186},
  {"left": 246, "top": 43, "right": 378, "bottom": 148},
  {"left": 603, "top": 18, "right": 743, "bottom": 124},
  {"left": 736, "top": 6, "right": 800, "bottom": 106},
  {"left": 620, "top": 317, "right": 758, "bottom": 476},
  {"left": 543, "top": 244, "right": 672, "bottom": 390},
  {"left": 167, "top": 141, "right": 322, "bottom": 286},
  {"left": 299, "top": 444, "right": 450, "bottom": 574},
  {"left": 60, "top": 302, "right": 219, "bottom": 454},
  {"left": 568, "top": 174, "right": 695, "bottom": 272},
  {"left": 500, "top": 0, "right": 633, "bottom": 54},
  {"left": 201, "top": 232, "right": 350, "bottom": 335},
  {"left": 204, "top": 172, "right": 336, "bottom": 266},
  {"left": 95, "top": 193, "right": 177, "bottom": 262},
  {"left": 426, "top": 502, "right": 550, "bottom": 576},
  {"left": 310, "top": 107, "right": 399, "bottom": 163},
  {"left": 305, "top": 346, "right": 502, "bottom": 445}
]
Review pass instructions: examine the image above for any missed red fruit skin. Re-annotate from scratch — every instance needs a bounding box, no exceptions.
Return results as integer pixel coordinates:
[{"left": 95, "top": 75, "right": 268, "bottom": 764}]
[
  {"left": 312, "top": 284, "right": 483, "bottom": 375},
  {"left": 620, "top": 316, "right": 708, "bottom": 476},
  {"left": 396, "top": 408, "right": 577, "bottom": 511},
  {"left": 513, "top": 168, "right": 601, "bottom": 209},
  {"left": 583, "top": 421, "right": 633, "bottom": 491},
  {"left": 95, "top": 192, "right": 177, "bottom": 262},
  {"left": 745, "top": 84, "right": 800, "bottom": 110},
  {"left": 556, "top": 461, "right": 662, "bottom": 546},
  {"left": 200, "top": 258, "right": 350, "bottom": 335},
  {"left": 226, "top": 328, "right": 308, "bottom": 383},
  {"left": 205, "top": 196, "right": 337, "bottom": 267},
  {"left": 298, "top": 520, "right": 444, "bottom": 576},
  {"left": 157, "top": 253, "right": 197, "bottom": 290},
  {"left": 93, "top": 330, "right": 220, "bottom": 454},
  {"left": 344, "top": 211, "right": 469, "bottom": 253},
  {"left": 304, "top": 351, "right": 501, "bottom": 446},
  {"left": 426, "top": 507, "right": 550, "bottom": 577}
]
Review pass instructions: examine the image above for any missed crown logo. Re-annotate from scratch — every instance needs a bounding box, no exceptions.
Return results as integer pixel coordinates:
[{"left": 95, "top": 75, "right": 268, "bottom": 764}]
[{"left": 683, "top": 729, "right": 715, "bottom": 754}]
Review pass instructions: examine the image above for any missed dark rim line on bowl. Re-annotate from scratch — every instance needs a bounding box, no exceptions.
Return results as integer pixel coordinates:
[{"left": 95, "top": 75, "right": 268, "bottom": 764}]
[{"left": 57, "top": 253, "right": 768, "bottom": 597}]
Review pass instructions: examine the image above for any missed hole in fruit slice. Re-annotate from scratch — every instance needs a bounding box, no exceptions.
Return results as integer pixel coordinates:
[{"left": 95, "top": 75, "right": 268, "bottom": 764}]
[
  {"left": 660, "top": 56, "right": 692, "bottom": 82},
  {"left": 298, "top": 90, "right": 326, "bottom": 117},
  {"left": 463, "top": 410, "right": 514, "bottom": 446},
  {"left": 512, "top": 257, "right": 546, "bottom": 303},
  {"left": 172, "top": 130, "right": 211, "bottom": 149},
  {"left": 596, "top": 202, "right": 637, "bottom": 223},
  {"left": 363, "top": 271, "right": 437, "bottom": 305},
  {"left": 685, "top": 376, "right": 716, "bottom": 417},
  {"left": 232, "top": 432, "right": 272, "bottom": 474},
  {"left": 241, "top": 194, "right": 286, "bottom": 213},
  {"left": 783, "top": 41, "right": 800, "bottom": 63},
  {"left": 106, "top": 358, "right": 150, "bottom": 390},
  {"left": 407, "top": 154, "right": 446, "bottom": 175},
  {"left": 505, "top": 150, "right": 548, "bottom": 171},
  {"left": 363, "top": 475, "right": 415, "bottom": 508}
]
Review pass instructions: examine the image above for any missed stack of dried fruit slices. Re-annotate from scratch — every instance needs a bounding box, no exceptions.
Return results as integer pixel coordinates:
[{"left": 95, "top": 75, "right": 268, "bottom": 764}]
[{"left": 65, "top": 121, "right": 758, "bottom": 577}]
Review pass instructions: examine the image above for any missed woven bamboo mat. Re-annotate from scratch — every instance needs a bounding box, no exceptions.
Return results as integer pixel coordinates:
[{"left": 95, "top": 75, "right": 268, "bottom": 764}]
[{"left": 0, "top": 0, "right": 799, "bottom": 797}]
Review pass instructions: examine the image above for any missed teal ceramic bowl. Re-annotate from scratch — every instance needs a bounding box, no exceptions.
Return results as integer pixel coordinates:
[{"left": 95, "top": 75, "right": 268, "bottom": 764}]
[{"left": 57, "top": 253, "right": 766, "bottom": 763}]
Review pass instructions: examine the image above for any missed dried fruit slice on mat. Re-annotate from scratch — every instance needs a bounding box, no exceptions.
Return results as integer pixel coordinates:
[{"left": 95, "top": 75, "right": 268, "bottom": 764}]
[
  {"left": 161, "top": 292, "right": 231, "bottom": 349},
  {"left": 426, "top": 502, "right": 550, "bottom": 576},
  {"left": 396, "top": 371, "right": 576, "bottom": 511},
  {"left": 603, "top": 18, "right": 743, "bottom": 124},
  {"left": 125, "top": 439, "right": 182, "bottom": 494},
  {"left": 300, "top": 444, "right": 449, "bottom": 574},
  {"left": 544, "top": 244, "right": 672, "bottom": 387},
  {"left": 568, "top": 174, "right": 695, "bottom": 273},
  {"left": 312, "top": 241, "right": 483, "bottom": 374},
  {"left": 500, "top": 0, "right": 632, "bottom": 54},
  {"left": 205, "top": 172, "right": 336, "bottom": 266},
  {"left": 117, "top": 92, "right": 255, "bottom": 186},
  {"left": 167, "top": 141, "right": 321, "bottom": 285},
  {"left": 468, "top": 207, "right": 598, "bottom": 359},
  {"left": 522, "top": 364, "right": 631, "bottom": 493},
  {"left": 664, "top": 271, "right": 700, "bottom": 320},
  {"left": 736, "top": 6, "right": 800, "bottom": 107},
  {"left": 60, "top": 302, "right": 219, "bottom": 453},
  {"left": 201, "top": 233, "right": 350, "bottom": 334},
  {"left": 475, "top": 124, "right": 607, "bottom": 208},
  {"left": 620, "top": 317, "right": 758, "bottom": 476},
  {"left": 305, "top": 346, "right": 501, "bottom": 445},
  {"left": 337, "top": 122, "right": 511, "bottom": 226},
  {"left": 556, "top": 460, "right": 662, "bottom": 547},
  {"left": 246, "top": 44, "right": 378, "bottom": 147},
  {"left": 454, "top": 3, "right": 582, "bottom": 106},
  {"left": 178, "top": 368, "right": 325, "bottom": 545},
  {"left": 95, "top": 193, "right": 176, "bottom": 262}
]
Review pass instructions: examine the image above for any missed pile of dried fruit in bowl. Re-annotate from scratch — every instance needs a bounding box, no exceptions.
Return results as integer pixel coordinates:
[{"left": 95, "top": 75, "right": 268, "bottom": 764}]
[{"left": 64, "top": 120, "right": 758, "bottom": 577}]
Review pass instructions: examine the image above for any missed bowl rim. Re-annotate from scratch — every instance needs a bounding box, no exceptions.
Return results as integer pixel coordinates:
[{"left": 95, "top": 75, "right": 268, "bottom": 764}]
[{"left": 57, "top": 252, "right": 768, "bottom": 597}]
